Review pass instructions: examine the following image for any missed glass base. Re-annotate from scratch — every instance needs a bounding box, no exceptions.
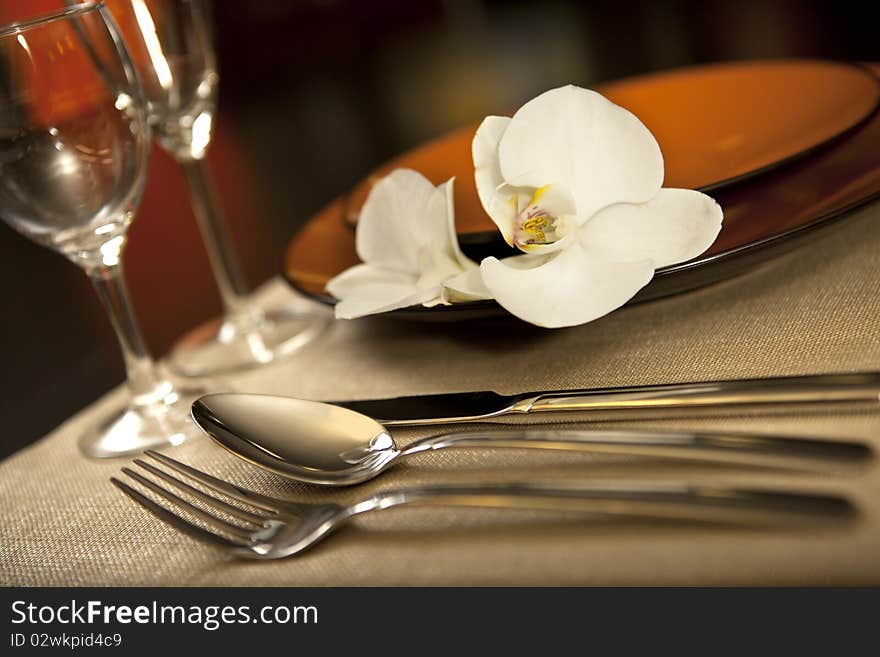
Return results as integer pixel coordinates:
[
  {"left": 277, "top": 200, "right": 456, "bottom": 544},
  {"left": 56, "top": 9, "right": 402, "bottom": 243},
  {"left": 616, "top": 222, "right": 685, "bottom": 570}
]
[
  {"left": 166, "top": 305, "right": 329, "bottom": 378},
  {"left": 78, "top": 375, "right": 212, "bottom": 459}
]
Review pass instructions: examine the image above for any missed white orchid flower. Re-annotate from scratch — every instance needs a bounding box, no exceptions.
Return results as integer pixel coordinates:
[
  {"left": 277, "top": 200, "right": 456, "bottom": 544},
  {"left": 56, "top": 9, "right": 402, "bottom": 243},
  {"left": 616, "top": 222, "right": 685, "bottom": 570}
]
[
  {"left": 473, "top": 84, "right": 723, "bottom": 328},
  {"left": 327, "top": 168, "right": 488, "bottom": 319}
]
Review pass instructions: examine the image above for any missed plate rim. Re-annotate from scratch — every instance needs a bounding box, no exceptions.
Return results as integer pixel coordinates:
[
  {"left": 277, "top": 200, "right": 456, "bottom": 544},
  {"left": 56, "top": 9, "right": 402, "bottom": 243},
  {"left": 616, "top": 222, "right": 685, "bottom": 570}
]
[{"left": 659, "top": 60, "right": 880, "bottom": 194}]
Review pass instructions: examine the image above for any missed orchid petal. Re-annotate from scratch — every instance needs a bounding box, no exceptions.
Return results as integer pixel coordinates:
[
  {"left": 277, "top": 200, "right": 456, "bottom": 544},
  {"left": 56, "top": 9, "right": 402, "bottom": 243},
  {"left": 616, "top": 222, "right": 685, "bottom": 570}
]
[
  {"left": 356, "top": 169, "right": 450, "bottom": 273},
  {"left": 417, "top": 249, "right": 467, "bottom": 290},
  {"left": 580, "top": 188, "right": 723, "bottom": 267},
  {"left": 326, "top": 263, "right": 407, "bottom": 298},
  {"left": 335, "top": 287, "right": 438, "bottom": 319},
  {"left": 438, "top": 177, "right": 479, "bottom": 272},
  {"left": 497, "top": 85, "right": 663, "bottom": 221},
  {"left": 327, "top": 264, "right": 437, "bottom": 319},
  {"left": 444, "top": 267, "right": 492, "bottom": 302},
  {"left": 480, "top": 243, "right": 654, "bottom": 328},
  {"left": 473, "top": 116, "right": 518, "bottom": 243}
]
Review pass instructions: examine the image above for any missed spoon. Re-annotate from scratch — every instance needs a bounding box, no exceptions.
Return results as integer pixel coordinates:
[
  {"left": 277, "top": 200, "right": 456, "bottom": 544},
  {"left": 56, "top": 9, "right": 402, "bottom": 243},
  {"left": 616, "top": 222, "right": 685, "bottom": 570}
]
[
  {"left": 190, "top": 393, "right": 871, "bottom": 485},
  {"left": 190, "top": 393, "right": 872, "bottom": 486}
]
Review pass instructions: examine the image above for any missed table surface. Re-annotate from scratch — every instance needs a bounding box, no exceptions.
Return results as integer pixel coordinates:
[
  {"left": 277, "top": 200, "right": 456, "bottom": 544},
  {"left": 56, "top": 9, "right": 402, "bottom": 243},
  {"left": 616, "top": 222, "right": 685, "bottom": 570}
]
[{"left": 3, "top": 200, "right": 880, "bottom": 586}]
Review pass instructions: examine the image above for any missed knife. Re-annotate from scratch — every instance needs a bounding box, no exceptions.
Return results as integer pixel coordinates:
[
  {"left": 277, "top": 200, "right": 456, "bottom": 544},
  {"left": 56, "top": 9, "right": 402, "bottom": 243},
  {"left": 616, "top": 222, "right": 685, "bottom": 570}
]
[{"left": 328, "top": 371, "right": 880, "bottom": 426}]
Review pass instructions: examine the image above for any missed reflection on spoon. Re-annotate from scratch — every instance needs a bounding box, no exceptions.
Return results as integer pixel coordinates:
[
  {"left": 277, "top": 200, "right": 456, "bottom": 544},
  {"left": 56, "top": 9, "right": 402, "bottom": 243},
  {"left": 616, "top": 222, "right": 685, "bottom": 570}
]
[{"left": 189, "top": 393, "right": 872, "bottom": 487}]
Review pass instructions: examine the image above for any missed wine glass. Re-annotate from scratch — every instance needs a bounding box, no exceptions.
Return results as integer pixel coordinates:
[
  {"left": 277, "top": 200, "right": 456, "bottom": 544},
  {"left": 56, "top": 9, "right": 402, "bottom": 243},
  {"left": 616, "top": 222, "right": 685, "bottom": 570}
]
[
  {"left": 90, "top": 0, "right": 328, "bottom": 377},
  {"left": 0, "top": 2, "right": 208, "bottom": 458}
]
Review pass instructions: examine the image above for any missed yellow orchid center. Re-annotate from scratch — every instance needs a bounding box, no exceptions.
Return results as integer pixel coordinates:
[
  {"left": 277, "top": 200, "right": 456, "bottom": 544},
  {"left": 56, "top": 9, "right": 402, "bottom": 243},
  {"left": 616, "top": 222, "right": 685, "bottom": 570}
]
[{"left": 512, "top": 185, "right": 569, "bottom": 252}]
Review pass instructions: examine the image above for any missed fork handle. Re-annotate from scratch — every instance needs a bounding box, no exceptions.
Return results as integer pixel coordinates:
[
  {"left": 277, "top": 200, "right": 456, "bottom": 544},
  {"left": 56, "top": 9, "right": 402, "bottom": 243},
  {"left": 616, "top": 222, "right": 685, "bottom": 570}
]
[
  {"left": 355, "top": 482, "right": 854, "bottom": 526},
  {"left": 399, "top": 428, "right": 871, "bottom": 471},
  {"left": 514, "top": 372, "right": 880, "bottom": 415}
]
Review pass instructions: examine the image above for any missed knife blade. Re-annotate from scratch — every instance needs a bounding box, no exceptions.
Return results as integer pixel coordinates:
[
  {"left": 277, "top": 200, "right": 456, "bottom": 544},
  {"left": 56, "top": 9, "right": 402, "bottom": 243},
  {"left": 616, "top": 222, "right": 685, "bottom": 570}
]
[{"left": 328, "top": 371, "right": 880, "bottom": 426}]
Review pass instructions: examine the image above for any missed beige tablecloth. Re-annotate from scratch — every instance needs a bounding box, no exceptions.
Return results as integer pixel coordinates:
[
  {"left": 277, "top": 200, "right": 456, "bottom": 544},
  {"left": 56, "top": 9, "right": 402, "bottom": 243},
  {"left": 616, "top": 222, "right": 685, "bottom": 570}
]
[{"left": 2, "top": 201, "right": 880, "bottom": 586}]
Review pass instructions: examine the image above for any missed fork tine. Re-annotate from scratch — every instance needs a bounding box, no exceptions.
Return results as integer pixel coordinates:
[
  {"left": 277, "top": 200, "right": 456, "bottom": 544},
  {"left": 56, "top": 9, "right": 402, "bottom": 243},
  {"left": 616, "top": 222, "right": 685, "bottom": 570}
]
[
  {"left": 133, "top": 459, "right": 271, "bottom": 527},
  {"left": 120, "top": 467, "right": 255, "bottom": 543},
  {"left": 144, "top": 450, "right": 280, "bottom": 512},
  {"left": 111, "top": 478, "right": 246, "bottom": 550}
]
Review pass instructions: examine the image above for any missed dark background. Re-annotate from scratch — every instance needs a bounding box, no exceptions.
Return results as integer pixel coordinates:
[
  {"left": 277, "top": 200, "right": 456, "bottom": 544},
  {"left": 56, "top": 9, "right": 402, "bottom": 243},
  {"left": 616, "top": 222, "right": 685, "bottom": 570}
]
[{"left": 0, "top": 0, "right": 878, "bottom": 459}]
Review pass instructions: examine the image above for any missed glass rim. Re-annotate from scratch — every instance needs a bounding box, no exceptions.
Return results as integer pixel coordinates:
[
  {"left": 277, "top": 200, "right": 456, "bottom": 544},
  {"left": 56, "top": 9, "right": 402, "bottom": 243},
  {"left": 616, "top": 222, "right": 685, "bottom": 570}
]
[{"left": 0, "top": 2, "right": 103, "bottom": 40}]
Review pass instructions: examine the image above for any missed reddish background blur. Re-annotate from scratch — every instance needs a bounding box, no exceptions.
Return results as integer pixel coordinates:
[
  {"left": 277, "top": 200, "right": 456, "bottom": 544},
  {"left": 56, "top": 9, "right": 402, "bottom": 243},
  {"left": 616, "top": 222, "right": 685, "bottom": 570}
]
[{"left": 0, "top": 0, "right": 878, "bottom": 457}]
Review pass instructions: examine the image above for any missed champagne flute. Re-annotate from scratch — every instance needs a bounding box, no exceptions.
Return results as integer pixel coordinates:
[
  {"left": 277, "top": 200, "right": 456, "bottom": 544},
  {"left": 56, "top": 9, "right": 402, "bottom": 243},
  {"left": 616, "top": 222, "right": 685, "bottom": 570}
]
[
  {"left": 91, "top": 0, "right": 328, "bottom": 377},
  {"left": 0, "top": 3, "right": 208, "bottom": 458}
]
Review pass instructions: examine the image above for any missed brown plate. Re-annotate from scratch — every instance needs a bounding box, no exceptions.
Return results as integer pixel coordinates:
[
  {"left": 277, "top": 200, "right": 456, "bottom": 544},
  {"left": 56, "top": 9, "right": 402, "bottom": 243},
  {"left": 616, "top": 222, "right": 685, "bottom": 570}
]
[{"left": 284, "top": 61, "right": 880, "bottom": 318}]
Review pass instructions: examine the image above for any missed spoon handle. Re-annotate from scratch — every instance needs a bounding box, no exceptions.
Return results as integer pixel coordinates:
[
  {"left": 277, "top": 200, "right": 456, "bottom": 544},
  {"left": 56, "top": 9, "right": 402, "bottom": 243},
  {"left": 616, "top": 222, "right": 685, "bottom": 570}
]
[
  {"left": 357, "top": 481, "right": 854, "bottom": 526},
  {"left": 400, "top": 428, "right": 872, "bottom": 471}
]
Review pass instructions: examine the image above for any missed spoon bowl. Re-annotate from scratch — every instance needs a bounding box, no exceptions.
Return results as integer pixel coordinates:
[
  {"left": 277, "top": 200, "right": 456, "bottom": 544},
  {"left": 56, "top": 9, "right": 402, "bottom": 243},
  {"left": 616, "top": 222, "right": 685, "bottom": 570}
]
[{"left": 192, "top": 394, "right": 400, "bottom": 485}]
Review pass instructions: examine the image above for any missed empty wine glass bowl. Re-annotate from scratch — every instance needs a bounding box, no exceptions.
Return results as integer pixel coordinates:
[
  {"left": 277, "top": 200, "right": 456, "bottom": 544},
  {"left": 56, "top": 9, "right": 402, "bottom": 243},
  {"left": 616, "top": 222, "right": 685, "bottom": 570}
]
[
  {"left": 0, "top": 15, "right": 144, "bottom": 265},
  {"left": 106, "top": 0, "right": 218, "bottom": 161},
  {"left": 0, "top": 3, "right": 210, "bottom": 458},
  {"left": 96, "top": 0, "right": 328, "bottom": 377}
]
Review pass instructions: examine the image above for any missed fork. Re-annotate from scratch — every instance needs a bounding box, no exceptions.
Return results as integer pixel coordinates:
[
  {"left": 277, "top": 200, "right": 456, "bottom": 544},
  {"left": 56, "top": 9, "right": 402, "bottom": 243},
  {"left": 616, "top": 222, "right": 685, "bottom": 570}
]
[{"left": 112, "top": 450, "right": 856, "bottom": 560}]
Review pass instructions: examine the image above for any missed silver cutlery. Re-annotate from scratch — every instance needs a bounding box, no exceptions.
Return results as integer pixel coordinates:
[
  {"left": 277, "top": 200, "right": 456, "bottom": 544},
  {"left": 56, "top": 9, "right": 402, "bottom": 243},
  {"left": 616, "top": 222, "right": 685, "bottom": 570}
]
[
  {"left": 190, "top": 394, "right": 872, "bottom": 486},
  {"left": 326, "top": 371, "right": 880, "bottom": 426},
  {"left": 112, "top": 451, "right": 856, "bottom": 559}
]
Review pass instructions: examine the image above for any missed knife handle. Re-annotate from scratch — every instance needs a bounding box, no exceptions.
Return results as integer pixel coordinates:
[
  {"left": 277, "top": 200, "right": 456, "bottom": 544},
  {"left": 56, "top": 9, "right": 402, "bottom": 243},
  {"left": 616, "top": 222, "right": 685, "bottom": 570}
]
[
  {"left": 401, "top": 428, "right": 871, "bottom": 471},
  {"left": 514, "top": 372, "right": 880, "bottom": 415}
]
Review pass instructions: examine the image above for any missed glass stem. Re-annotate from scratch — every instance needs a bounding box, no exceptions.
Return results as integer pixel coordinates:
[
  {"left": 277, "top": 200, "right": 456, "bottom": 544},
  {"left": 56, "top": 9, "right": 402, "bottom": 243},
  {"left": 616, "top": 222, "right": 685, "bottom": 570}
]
[
  {"left": 90, "top": 263, "right": 163, "bottom": 400},
  {"left": 179, "top": 157, "right": 252, "bottom": 318}
]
